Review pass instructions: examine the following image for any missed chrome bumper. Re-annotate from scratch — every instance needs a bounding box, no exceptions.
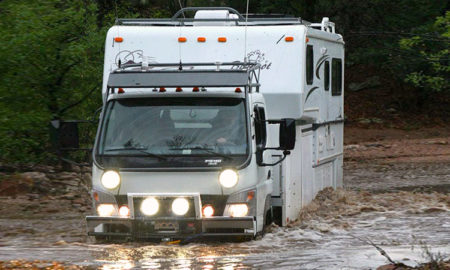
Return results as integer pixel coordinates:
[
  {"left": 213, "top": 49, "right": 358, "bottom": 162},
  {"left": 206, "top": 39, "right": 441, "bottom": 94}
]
[{"left": 86, "top": 216, "right": 256, "bottom": 239}]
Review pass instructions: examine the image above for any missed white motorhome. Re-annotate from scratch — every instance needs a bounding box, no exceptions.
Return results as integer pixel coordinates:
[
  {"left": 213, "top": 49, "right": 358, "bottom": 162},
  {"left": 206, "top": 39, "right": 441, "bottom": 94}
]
[{"left": 86, "top": 7, "right": 345, "bottom": 241}]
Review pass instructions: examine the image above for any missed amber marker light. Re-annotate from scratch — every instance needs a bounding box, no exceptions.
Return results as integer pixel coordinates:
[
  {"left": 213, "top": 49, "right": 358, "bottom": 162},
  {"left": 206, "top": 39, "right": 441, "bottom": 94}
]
[
  {"left": 218, "top": 37, "right": 227, "bottom": 42},
  {"left": 114, "top": 37, "right": 123, "bottom": 43},
  {"left": 285, "top": 36, "right": 294, "bottom": 42},
  {"left": 247, "top": 190, "right": 255, "bottom": 201},
  {"left": 178, "top": 37, "right": 187, "bottom": 42},
  {"left": 197, "top": 37, "right": 206, "bottom": 42}
]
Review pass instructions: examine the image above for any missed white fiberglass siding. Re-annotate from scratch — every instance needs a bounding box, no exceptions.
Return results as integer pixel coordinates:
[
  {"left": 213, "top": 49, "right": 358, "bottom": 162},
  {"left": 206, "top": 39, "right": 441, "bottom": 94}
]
[{"left": 103, "top": 25, "right": 305, "bottom": 95}]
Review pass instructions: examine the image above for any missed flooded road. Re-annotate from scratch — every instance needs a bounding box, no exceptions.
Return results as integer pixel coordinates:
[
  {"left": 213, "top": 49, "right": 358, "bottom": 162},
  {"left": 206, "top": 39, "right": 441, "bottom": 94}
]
[
  {"left": 0, "top": 207, "right": 449, "bottom": 269},
  {"left": 0, "top": 136, "right": 449, "bottom": 269}
]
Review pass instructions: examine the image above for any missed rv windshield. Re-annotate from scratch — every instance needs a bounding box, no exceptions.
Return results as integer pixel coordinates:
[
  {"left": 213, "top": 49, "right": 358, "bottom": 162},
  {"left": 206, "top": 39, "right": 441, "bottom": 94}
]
[{"left": 95, "top": 97, "right": 249, "bottom": 168}]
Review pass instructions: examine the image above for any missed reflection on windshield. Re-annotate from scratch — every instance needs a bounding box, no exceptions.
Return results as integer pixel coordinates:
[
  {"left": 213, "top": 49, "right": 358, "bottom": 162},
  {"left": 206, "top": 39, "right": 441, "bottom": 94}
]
[{"left": 98, "top": 98, "right": 248, "bottom": 157}]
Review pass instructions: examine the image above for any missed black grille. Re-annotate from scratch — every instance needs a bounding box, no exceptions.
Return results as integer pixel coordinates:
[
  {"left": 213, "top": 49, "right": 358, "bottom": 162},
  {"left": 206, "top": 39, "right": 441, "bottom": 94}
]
[{"left": 133, "top": 196, "right": 196, "bottom": 218}]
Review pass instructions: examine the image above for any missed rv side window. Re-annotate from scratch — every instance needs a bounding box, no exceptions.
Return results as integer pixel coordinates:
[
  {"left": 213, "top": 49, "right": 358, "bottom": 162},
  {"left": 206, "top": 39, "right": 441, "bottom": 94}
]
[
  {"left": 332, "top": 58, "right": 342, "bottom": 96},
  {"left": 254, "top": 106, "right": 267, "bottom": 147},
  {"left": 306, "top": 45, "right": 314, "bottom": 85},
  {"left": 324, "top": 61, "right": 330, "bottom": 91}
]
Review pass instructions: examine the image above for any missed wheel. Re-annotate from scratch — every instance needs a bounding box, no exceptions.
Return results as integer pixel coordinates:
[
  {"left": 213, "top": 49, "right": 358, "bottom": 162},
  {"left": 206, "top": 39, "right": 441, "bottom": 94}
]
[
  {"left": 271, "top": 206, "right": 282, "bottom": 226},
  {"left": 94, "top": 235, "right": 107, "bottom": 243}
]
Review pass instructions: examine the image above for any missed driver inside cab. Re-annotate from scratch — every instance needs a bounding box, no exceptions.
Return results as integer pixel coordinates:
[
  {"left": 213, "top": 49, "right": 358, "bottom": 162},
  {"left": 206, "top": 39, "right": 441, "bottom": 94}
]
[{"left": 210, "top": 109, "right": 245, "bottom": 146}]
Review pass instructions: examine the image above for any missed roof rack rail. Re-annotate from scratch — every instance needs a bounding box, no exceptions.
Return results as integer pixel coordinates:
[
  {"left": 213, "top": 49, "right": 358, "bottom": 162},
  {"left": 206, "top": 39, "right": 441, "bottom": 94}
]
[
  {"left": 116, "top": 7, "right": 306, "bottom": 26},
  {"left": 116, "top": 17, "right": 305, "bottom": 26},
  {"left": 107, "top": 61, "right": 261, "bottom": 93},
  {"left": 172, "top": 7, "right": 245, "bottom": 20},
  {"left": 310, "top": 17, "right": 335, "bottom": 33}
]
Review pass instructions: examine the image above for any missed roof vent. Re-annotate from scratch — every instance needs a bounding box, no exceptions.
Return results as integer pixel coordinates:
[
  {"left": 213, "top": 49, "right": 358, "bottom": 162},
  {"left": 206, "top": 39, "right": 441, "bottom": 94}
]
[{"left": 194, "top": 10, "right": 238, "bottom": 26}]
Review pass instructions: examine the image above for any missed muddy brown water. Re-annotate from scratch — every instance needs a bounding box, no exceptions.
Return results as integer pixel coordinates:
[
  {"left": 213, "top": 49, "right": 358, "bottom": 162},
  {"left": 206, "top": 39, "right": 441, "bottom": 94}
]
[{"left": 0, "top": 162, "right": 449, "bottom": 269}]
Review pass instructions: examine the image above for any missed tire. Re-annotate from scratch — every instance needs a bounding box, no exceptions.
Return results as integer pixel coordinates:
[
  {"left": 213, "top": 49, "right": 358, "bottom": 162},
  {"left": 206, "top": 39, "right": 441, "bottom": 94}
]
[{"left": 94, "top": 235, "right": 107, "bottom": 242}]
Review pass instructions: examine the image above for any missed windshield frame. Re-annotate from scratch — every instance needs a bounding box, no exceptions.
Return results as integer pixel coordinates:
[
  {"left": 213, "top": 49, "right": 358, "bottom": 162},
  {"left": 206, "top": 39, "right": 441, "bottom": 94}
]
[{"left": 93, "top": 93, "right": 252, "bottom": 172}]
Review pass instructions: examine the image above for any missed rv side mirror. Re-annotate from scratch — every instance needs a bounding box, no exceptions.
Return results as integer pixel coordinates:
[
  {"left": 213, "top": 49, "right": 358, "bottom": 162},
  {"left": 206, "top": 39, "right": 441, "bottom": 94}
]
[
  {"left": 50, "top": 120, "right": 80, "bottom": 149},
  {"left": 279, "top": 118, "right": 296, "bottom": 150}
]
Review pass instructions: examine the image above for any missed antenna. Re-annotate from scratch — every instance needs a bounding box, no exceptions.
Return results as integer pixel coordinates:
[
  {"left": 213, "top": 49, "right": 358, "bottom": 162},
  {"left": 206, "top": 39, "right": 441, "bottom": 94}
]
[
  {"left": 113, "top": 0, "right": 118, "bottom": 20},
  {"left": 114, "top": 0, "right": 121, "bottom": 65},
  {"left": 177, "top": 0, "right": 185, "bottom": 18},
  {"left": 244, "top": 0, "right": 250, "bottom": 63},
  {"left": 177, "top": 0, "right": 184, "bottom": 64}
]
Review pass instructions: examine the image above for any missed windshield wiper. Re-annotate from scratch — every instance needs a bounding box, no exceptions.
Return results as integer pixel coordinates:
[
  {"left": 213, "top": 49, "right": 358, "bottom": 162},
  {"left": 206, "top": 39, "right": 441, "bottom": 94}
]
[
  {"left": 170, "top": 146, "right": 232, "bottom": 160},
  {"left": 105, "top": 147, "right": 167, "bottom": 161}
]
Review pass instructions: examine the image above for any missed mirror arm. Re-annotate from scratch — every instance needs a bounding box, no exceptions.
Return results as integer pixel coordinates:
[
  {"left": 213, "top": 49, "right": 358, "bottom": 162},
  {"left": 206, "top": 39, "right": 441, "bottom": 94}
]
[
  {"left": 256, "top": 119, "right": 285, "bottom": 124},
  {"left": 258, "top": 148, "right": 291, "bottom": 167},
  {"left": 260, "top": 119, "right": 284, "bottom": 124}
]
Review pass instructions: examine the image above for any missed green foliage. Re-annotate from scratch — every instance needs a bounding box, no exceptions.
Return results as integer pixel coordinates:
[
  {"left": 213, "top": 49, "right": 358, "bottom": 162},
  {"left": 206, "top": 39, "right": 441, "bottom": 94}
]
[
  {"left": 0, "top": 0, "right": 106, "bottom": 163},
  {"left": 0, "top": 0, "right": 448, "bottom": 164},
  {"left": 399, "top": 12, "right": 450, "bottom": 92}
]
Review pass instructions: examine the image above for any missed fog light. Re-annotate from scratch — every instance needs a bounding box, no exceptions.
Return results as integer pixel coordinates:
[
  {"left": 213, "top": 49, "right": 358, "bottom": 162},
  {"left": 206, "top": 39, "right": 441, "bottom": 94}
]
[
  {"left": 97, "top": 204, "right": 115, "bottom": 217},
  {"left": 228, "top": 204, "right": 248, "bottom": 217},
  {"left": 219, "top": 169, "right": 238, "bottom": 188},
  {"left": 119, "top": 205, "right": 130, "bottom": 217},
  {"left": 172, "top": 198, "right": 189, "bottom": 216},
  {"left": 202, "top": 205, "right": 214, "bottom": 218},
  {"left": 140, "top": 197, "right": 159, "bottom": 216}
]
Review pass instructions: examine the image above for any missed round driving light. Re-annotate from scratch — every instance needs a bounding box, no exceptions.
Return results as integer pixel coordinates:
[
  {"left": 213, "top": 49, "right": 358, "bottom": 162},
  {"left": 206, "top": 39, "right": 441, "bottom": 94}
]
[
  {"left": 140, "top": 197, "right": 159, "bottom": 216},
  {"left": 228, "top": 204, "right": 249, "bottom": 217},
  {"left": 119, "top": 205, "right": 130, "bottom": 217},
  {"left": 172, "top": 198, "right": 189, "bottom": 216},
  {"left": 219, "top": 169, "right": 238, "bottom": 188},
  {"left": 97, "top": 204, "right": 115, "bottom": 217},
  {"left": 101, "top": 170, "right": 121, "bottom": 190},
  {"left": 202, "top": 205, "right": 214, "bottom": 218}
]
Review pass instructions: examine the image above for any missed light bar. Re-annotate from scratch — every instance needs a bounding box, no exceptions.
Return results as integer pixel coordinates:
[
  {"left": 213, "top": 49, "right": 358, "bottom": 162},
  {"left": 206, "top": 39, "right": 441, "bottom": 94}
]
[{"left": 108, "top": 71, "right": 249, "bottom": 88}]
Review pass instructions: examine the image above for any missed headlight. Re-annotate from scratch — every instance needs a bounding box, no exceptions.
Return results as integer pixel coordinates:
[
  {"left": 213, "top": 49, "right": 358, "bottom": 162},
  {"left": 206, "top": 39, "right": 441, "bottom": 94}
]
[
  {"left": 219, "top": 169, "right": 238, "bottom": 188},
  {"left": 172, "top": 198, "right": 189, "bottom": 215},
  {"left": 118, "top": 205, "right": 130, "bottom": 217},
  {"left": 228, "top": 204, "right": 249, "bottom": 217},
  {"left": 140, "top": 197, "right": 159, "bottom": 216},
  {"left": 97, "top": 204, "right": 116, "bottom": 217},
  {"left": 101, "top": 170, "right": 121, "bottom": 190}
]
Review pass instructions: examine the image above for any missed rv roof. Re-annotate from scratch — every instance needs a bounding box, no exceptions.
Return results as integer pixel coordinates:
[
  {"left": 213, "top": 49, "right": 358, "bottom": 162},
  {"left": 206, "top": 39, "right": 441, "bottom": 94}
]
[{"left": 116, "top": 7, "right": 307, "bottom": 27}]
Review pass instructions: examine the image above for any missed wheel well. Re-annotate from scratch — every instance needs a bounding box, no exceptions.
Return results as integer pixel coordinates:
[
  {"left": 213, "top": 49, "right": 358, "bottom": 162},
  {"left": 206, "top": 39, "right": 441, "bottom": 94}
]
[{"left": 271, "top": 206, "right": 282, "bottom": 226}]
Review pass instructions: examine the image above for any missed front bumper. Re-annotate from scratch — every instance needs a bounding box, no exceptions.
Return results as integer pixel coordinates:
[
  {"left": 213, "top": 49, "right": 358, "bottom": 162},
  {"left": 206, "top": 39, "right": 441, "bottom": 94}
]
[{"left": 86, "top": 215, "right": 255, "bottom": 240}]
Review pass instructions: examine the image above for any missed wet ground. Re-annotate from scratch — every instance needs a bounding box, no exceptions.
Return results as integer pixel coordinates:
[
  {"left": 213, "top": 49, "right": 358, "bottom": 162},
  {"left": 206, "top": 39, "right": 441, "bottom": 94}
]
[{"left": 0, "top": 132, "right": 449, "bottom": 269}]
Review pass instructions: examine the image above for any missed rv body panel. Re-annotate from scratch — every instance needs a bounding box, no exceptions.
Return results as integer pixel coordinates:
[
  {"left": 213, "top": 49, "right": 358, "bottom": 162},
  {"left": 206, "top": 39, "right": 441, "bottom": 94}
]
[{"left": 87, "top": 10, "right": 345, "bottom": 239}]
